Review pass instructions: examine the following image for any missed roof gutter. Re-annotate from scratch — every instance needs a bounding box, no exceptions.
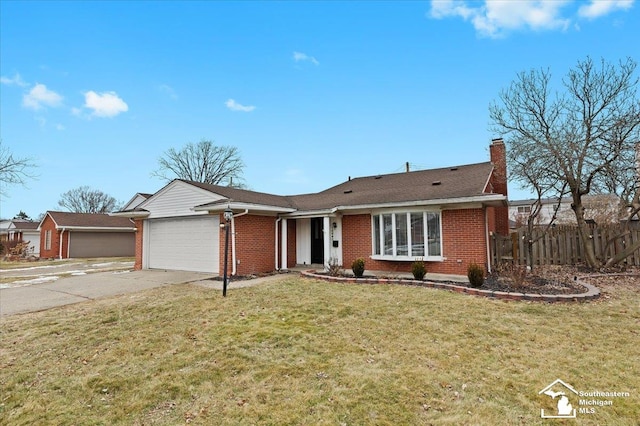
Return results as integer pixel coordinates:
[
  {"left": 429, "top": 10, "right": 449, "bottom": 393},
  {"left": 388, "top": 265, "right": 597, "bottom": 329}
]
[
  {"left": 283, "top": 194, "right": 508, "bottom": 217},
  {"left": 54, "top": 226, "right": 137, "bottom": 232},
  {"left": 110, "top": 211, "right": 150, "bottom": 219}
]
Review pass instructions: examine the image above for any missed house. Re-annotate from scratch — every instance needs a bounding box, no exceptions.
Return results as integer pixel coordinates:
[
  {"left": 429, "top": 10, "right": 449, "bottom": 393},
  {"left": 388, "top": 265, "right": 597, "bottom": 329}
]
[
  {"left": 122, "top": 192, "right": 152, "bottom": 211},
  {"left": 38, "top": 211, "right": 136, "bottom": 259},
  {"left": 115, "top": 139, "right": 508, "bottom": 277},
  {"left": 5, "top": 220, "right": 41, "bottom": 256},
  {"left": 509, "top": 194, "right": 624, "bottom": 228}
]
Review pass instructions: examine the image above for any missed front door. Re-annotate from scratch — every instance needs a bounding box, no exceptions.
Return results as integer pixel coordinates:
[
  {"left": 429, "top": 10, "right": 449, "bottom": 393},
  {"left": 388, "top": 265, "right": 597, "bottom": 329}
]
[{"left": 310, "top": 218, "right": 324, "bottom": 264}]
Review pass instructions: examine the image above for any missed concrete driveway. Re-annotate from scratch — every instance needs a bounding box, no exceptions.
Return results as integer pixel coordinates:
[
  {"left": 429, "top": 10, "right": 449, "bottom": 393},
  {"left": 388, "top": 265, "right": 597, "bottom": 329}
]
[{"left": 0, "top": 269, "right": 213, "bottom": 317}]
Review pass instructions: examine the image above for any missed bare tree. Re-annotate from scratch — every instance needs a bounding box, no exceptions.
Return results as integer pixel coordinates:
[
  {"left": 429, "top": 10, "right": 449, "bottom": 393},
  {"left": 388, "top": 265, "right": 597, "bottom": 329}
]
[
  {"left": 490, "top": 57, "right": 640, "bottom": 269},
  {"left": 0, "top": 140, "right": 37, "bottom": 196},
  {"left": 58, "top": 186, "right": 121, "bottom": 214},
  {"left": 152, "top": 140, "right": 245, "bottom": 187}
]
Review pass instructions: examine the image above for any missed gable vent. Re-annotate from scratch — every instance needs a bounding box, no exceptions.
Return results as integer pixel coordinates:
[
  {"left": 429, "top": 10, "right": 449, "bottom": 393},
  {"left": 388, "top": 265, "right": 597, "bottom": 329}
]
[{"left": 432, "top": 181, "right": 442, "bottom": 186}]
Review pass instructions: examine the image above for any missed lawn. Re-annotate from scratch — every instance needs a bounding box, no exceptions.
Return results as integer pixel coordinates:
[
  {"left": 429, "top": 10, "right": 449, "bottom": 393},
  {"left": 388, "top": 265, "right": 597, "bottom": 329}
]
[{"left": 1, "top": 275, "right": 638, "bottom": 425}]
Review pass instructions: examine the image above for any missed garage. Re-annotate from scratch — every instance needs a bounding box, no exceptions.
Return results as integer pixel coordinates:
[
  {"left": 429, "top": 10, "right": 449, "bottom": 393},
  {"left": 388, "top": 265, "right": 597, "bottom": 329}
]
[
  {"left": 69, "top": 232, "right": 135, "bottom": 258},
  {"left": 146, "top": 216, "right": 219, "bottom": 273}
]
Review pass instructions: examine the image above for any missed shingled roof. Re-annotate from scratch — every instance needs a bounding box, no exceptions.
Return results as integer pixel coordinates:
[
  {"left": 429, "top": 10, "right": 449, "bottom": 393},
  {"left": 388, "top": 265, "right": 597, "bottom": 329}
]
[
  {"left": 9, "top": 220, "right": 40, "bottom": 231},
  {"left": 185, "top": 160, "right": 503, "bottom": 214},
  {"left": 41, "top": 211, "right": 136, "bottom": 230},
  {"left": 289, "top": 162, "right": 497, "bottom": 211}
]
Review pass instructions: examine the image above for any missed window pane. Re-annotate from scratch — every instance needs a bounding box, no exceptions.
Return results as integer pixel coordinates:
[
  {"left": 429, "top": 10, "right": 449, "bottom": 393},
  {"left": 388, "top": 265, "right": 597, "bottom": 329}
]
[
  {"left": 396, "top": 213, "right": 408, "bottom": 256},
  {"left": 373, "top": 215, "right": 381, "bottom": 255},
  {"left": 383, "top": 214, "right": 393, "bottom": 255},
  {"left": 410, "top": 213, "right": 424, "bottom": 256},
  {"left": 427, "top": 212, "right": 441, "bottom": 256}
]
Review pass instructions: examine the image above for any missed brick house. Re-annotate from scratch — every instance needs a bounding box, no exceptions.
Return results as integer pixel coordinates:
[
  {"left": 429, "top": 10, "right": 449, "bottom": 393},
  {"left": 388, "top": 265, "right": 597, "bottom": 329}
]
[
  {"left": 38, "top": 211, "right": 136, "bottom": 259},
  {"left": 115, "top": 139, "right": 508, "bottom": 277}
]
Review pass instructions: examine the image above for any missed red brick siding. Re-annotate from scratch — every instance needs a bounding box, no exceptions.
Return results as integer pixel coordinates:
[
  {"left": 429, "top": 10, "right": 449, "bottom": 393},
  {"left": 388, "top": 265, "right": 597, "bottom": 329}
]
[
  {"left": 488, "top": 139, "right": 509, "bottom": 235},
  {"left": 39, "top": 215, "right": 69, "bottom": 259},
  {"left": 134, "top": 219, "right": 143, "bottom": 270},
  {"left": 287, "top": 220, "right": 297, "bottom": 268},
  {"left": 220, "top": 214, "right": 277, "bottom": 276},
  {"left": 341, "top": 210, "right": 489, "bottom": 276}
]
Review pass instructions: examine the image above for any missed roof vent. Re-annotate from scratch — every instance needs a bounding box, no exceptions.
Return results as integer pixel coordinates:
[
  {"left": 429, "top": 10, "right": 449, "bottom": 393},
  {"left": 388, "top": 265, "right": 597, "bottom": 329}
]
[
  {"left": 432, "top": 181, "right": 442, "bottom": 186},
  {"left": 344, "top": 189, "right": 353, "bottom": 194},
  {"left": 450, "top": 167, "right": 458, "bottom": 171},
  {"left": 374, "top": 175, "right": 382, "bottom": 180}
]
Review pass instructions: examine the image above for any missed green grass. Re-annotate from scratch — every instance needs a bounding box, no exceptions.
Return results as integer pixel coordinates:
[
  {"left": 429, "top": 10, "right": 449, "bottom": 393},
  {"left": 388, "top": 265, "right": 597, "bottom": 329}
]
[{"left": 1, "top": 276, "right": 638, "bottom": 425}]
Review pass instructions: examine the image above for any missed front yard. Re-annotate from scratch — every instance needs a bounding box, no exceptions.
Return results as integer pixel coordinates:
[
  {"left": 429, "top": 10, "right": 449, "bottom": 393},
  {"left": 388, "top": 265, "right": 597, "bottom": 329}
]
[{"left": 1, "top": 274, "right": 638, "bottom": 425}]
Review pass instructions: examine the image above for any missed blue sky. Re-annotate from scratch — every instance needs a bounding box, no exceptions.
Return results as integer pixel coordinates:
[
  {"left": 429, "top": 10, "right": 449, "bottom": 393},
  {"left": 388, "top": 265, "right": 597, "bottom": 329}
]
[{"left": 1, "top": 0, "right": 638, "bottom": 220}]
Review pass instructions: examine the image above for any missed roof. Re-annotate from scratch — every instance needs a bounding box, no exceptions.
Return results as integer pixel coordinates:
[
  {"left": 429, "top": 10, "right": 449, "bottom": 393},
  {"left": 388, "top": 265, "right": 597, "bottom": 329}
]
[
  {"left": 188, "top": 161, "right": 503, "bottom": 214},
  {"left": 184, "top": 181, "right": 298, "bottom": 211},
  {"left": 41, "top": 211, "right": 136, "bottom": 230},
  {"left": 9, "top": 220, "right": 40, "bottom": 231},
  {"left": 289, "top": 162, "right": 497, "bottom": 211}
]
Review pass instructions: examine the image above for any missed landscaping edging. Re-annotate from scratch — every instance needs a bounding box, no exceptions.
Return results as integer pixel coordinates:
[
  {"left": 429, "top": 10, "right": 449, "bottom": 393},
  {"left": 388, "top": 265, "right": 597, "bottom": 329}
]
[{"left": 300, "top": 270, "right": 601, "bottom": 302}]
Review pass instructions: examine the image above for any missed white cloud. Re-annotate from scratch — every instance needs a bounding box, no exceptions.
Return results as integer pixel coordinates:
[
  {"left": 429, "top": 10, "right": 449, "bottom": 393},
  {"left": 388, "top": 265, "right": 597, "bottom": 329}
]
[
  {"left": 578, "top": 0, "right": 634, "bottom": 19},
  {"left": 159, "top": 84, "right": 178, "bottom": 99},
  {"left": 225, "top": 98, "right": 256, "bottom": 112},
  {"left": 83, "top": 90, "right": 128, "bottom": 117},
  {"left": 1, "top": 73, "right": 28, "bottom": 87},
  {"left": 429, "top": 0, "right": 633, "bottom": 37},
  {"left": 293, "top": 51, "right": 319, "bottom": 66},
  {"left": 22, "top": 83, "right": 63, "bottom": 110}
]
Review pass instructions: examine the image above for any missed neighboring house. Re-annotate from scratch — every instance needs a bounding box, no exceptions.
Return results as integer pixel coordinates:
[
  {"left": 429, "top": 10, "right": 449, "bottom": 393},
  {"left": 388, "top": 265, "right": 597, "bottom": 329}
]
[
  {"left": 38, "top": 211, "right": 136, "bottom": 259},
  {"left": 0, "top": 219, "right": 11, "bottom": 242},
  {"left": 122, "top": 192, "right": 152, "bottom": 211},
  {"left": 509, "top": 194, "right": 623, "bottom": 228},
  {"left": 115, "top": 139, "right": 509, "bottom": 277},
  {"left": 6, "top": 220, "right": 41, "bottom": 256}
]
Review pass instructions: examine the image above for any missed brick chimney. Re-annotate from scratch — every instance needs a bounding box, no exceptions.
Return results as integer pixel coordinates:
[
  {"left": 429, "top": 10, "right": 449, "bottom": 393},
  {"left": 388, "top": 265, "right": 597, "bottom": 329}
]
[
  {"left": 489, "top": 138, "right": 509, "bottom": 235},
  {"left": 489, "top": 138, "right": 507, "bottom": 196}
]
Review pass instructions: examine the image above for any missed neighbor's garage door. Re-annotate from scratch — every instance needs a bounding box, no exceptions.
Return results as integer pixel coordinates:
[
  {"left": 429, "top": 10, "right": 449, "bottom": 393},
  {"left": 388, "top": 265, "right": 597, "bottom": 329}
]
[
  {"left": 69, "top": 232, "right": 135, "bottom": 258},
  {"left": 146, "top": 216, "right": 219, "bottom": 273}
]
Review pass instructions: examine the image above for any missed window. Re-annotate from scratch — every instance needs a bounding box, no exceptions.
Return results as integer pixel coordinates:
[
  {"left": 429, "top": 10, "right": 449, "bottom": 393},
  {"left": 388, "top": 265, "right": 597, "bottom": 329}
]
[
  {"left": 517, "top": 206, "right": 531, "bottom": 213},
  {"left": 372, "top": 211, "right": 442, "bottom": 260},
  {"left": 44, "top": 230, "right": 52, "bottom": 250}
]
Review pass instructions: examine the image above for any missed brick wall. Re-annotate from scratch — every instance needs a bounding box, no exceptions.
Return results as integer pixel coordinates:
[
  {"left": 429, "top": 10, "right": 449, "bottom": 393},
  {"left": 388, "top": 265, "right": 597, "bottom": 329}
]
[
  {"left": 38, "top": 215, "right": 69, "bottom": 259},
  {"left": 341, "top": 210, "right": 489, "bottom": 276},
  {"left": 489, "top": 138, "right": 509, "bottom": 235},
  {"left": 287, "top": 220, "right": 297, "bottom": 268},
  {"left": 134, "top": 219, "right": 143, "bottom": 270},
  {"left": 220, "top": 214, "right": 277, "bottom": 276}
]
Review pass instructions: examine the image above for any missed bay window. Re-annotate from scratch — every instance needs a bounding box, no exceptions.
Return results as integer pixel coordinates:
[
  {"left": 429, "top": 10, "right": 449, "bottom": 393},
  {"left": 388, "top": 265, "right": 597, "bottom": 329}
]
[{"left": 372, "top": 211, "right": 442, "bottom": 260}]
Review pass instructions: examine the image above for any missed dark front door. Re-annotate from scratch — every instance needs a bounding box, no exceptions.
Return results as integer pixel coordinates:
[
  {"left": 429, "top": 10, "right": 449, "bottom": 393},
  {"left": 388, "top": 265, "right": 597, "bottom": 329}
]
[{"left": 310, "top": 218, "right": 324, "bottom": 264}]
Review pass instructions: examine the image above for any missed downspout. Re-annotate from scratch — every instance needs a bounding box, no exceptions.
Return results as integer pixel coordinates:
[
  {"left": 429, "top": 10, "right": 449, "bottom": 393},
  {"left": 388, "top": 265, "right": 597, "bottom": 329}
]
[
  {"left": 275, "top": 217, "right": 282, "bottom": 271},
  {"left": 230, "top": 209, "right": 249, "bottom": 275},
  {"left": 59, "top": 228, "right": 66, "bottom": 260},
  {"left": 485, "top": 208, "right": 492, "bottom": 273}
]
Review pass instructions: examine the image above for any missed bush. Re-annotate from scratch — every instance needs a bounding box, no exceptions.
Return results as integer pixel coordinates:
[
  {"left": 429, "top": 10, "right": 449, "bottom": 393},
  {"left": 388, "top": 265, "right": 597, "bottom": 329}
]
[
  {"left": 351, "top": 258, "right": 366, "bottom": 278},
  {"left": 467, "top": 263, "right": 485, "bottom": 288},
  {"left": 411, "top": 260, "right": 426, "bottom": 280}
]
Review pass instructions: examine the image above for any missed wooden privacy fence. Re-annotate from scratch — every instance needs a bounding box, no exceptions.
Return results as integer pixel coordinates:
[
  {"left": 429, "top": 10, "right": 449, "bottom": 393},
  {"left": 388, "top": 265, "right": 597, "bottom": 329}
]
[{"left": 490, "top": 224, "right": 640, "bottom": 267}]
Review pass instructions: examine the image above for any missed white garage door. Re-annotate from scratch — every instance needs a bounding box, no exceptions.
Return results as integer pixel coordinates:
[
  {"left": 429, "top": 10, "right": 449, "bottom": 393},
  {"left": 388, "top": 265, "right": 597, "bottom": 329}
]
[{"left": 146, "top": 216, "right": 219, "bottom": 273}]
